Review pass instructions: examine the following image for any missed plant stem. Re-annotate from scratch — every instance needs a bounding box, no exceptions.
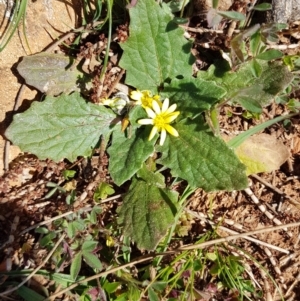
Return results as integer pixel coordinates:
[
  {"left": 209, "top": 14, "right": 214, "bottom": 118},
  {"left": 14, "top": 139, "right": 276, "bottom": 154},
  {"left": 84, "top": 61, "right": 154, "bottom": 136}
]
[{"left": 100, "top": 0, "right": 113, "bottom": 80}]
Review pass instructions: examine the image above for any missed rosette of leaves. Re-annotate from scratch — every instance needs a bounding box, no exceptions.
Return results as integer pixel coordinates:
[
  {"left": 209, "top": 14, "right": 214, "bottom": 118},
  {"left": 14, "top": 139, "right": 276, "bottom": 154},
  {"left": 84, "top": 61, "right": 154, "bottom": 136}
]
[{"left": 5, "top": 0, "right": 294, "bottom": 250}]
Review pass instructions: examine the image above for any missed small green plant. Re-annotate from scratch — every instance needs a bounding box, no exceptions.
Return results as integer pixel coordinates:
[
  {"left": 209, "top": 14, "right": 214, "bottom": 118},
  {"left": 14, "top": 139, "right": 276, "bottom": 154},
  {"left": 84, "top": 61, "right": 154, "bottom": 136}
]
[
  {"left": 2, "top": 0, "right": 299, "bottom": 300},
  {"left": 5, "top": 0, "right": 294, "bottom": 251}
]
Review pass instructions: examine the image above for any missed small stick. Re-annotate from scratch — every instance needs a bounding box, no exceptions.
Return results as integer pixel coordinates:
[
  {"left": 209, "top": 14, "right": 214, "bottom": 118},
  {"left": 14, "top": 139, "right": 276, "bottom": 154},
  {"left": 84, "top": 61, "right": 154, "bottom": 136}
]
[
  {"left": 251, "top": 174, "right": 300, "bottom": 209},
  {"left": 179, "top": 25, "right": 240, "bottom": 34},
  {"left": 263, "top": 246, "right": 281, "bottom": 276},
  {"left": 244, "top": 188, "right": 293, "bottom": 237},
  {"left": 107, "top": 69, "right": 125, "bottom": 98},
  {"left": 187, "top": 209, "right": 289, "bottom": 254},
  {"left": 284, "top": 271, "right": 300, "bottom": 297}
]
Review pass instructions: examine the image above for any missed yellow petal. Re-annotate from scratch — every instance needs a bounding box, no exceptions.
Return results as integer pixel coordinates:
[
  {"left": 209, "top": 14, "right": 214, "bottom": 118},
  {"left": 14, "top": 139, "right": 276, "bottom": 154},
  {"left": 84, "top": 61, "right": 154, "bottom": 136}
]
[
  {"left": 165, "top": 124, "right": 179, "bottom": 137},
  {"left": 138, "top": 119, "right": 154, "bottom": 125},
  {"left": 162, "top": 98, "right": 169, "bottom": 112},
  {"left": 160, "top": 129, "right": 167, "bottom": 145},
  {"left": 154, "top": 99, "right": 163, "bottom": 107},
  {"left": 152, "top": 100, "right": 161, "bottom": 115},
  {"left": 153, "top": 95, "right": 161, "bottom": 101},
  {"left": 165, "top": 103, "right": 177, "bottom": 114},
  {"left": 149, "top": 126, "right": 158, "bottom": 141},
  {"left": 164, "top": 111, "right": 180, "bottom": 123},
  {"left": 145, "top": 107, "right": 156, "bottom": 119},
  {"left": 130, "top": 90, "right": 143, "bottom": 101}
]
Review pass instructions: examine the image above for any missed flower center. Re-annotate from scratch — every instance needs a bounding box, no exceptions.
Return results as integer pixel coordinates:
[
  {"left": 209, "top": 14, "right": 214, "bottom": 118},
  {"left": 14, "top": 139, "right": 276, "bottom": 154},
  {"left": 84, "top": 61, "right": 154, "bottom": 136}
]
[
  {"left": 142, "top": 96, "right": 153, "bottom": 108},
  {"left": 153, "top": 114, "right": 166, "bottom": 131}
]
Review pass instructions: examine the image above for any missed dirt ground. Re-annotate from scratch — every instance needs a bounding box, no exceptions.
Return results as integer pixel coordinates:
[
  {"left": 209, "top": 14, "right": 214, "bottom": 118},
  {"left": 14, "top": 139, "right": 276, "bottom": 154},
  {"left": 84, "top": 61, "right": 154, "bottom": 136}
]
[{"left": 1, "top": 0, "right": 300, "bottom": 300}]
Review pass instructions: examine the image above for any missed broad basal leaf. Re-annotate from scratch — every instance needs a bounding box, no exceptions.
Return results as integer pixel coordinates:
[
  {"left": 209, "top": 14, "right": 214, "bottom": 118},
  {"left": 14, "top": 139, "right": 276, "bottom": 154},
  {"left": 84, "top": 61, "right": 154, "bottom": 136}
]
[
  {"left": 108, "top": 127, "right": 156, "bottom": 186},
  {"left": 118, "top": 164, "right": 178, "bottom": 250},
  {"left": 5, "top": 92, "right": 117, "bottom": 161},
  {"left": 17, "top": 53, "right": 82, "bottom": 95},
  {"left": 119, "top": 0, "right": 194, "bottom": 91},
  {"left": 199, "top": 60, "right": 294, "bottom": 112},
  {"left": 157, "top": 118, "right": 248, "bottom": 191},
  {"left": 162, "top": 76, "right": 226, "bottom": 118}
]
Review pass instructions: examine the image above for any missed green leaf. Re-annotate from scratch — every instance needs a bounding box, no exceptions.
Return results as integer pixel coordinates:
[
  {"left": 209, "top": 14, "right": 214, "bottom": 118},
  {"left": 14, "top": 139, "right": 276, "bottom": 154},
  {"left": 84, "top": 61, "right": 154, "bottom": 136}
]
[
  {"left": 128, "top": 285, "right": 141, "bottom": 301},
  {"left": 252, "top": 3, "right": 272, "bottom": 11},
  {"left": 35, "top": 227, "right": 49, "bottom": 234},
  {"left": 157, "top": 118, "right": 248, "bottom": 191},
  {"left": 70, "top": 252, "right": 82, "bottom": 280},
  {"left": 114, "top": 293, "right": 128, "bottom": 301},
  {"left": 199, "top": 61, "right": 294, "bottom": 112},
  {"left": 217, "top": 10, "right": 245, "bottom": 21},
  {"left": 17, "top": 53, "right": 82, "bottom": 95},
  {"left": 148, "top": 287, "right": 160, "bottom": 301},
  {"left": 17, "top": 285, "right": 45, "bottom": 301},
  {"left": 40, "top": 231, "right": 56, "bottom": 247},
  {"left": 128, "top": 105, "right": 148, "bottom": 127},
  {"left": 256, "top": 49, "right": 283, "bottom": 60},
  {"left": 151, "top": 282, "right": 168, "bottom": 292},
  {"left": 103, "top": 281, "right": 121, "bottom": 293},
  {"left": 73, "top": 220, "right": 86, "bottom": 232},
  {"left": 93, "top": 182, "right": 115, "bottom": 201},
  {"left": 119, "top": 0, "right": 194, "bottom": 91},
  {"left": 136, "top": 163, "right": 165, "bottom": 187},
  {"left": 82, "top": 241, "right": 98, "bottom": 252},
  {"left": 162, "top": 77, "right": 226, "bottom": 118},
  {"left": 67, "top": 222, "right": 76, "bottom": 238},
  {"left": 118, "top": 164, "right": 178, "bottom": 250},
  {"left": 90, "top": 206, "right": 102, "bottom": 224},
  {"left": 250, "top": 31, "right": 261, "bottom": 57},
  {"left": 62, "top": 169, "right": 76, "bottom": 180},
  {"left": 6, "top": 92, "right": 117, "bottom": 161},
  {"left": 166, "top": 0, "right": 190, "bottom": 13},
  {"left": 108, "top": 127, "right": 156, "bottom": 186},
  {"left": 82, "top": 251, "right": 102, "bottom": 270},
  {"left": 250, "top": 59, "right": 262, "bottom": 77},
  {"left": 50, "top": 272, "right": 85, "bottom": 287}
]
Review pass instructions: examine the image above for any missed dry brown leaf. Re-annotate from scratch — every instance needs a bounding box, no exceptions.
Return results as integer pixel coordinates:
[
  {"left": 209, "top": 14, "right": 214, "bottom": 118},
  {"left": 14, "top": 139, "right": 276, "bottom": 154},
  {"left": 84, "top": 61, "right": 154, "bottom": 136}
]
[{"left": 234, "top": 133, "right": 289, "bottom": 175}]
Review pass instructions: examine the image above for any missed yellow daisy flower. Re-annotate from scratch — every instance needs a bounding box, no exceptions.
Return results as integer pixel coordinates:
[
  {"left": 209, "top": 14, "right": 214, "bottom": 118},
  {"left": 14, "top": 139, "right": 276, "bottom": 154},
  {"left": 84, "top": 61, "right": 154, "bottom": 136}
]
[
  {"left": 138, "top": 98, "right": 180, "bottom": 145},
  {"left": 130, "top": 90, "right": 162, "bottom": 109}
]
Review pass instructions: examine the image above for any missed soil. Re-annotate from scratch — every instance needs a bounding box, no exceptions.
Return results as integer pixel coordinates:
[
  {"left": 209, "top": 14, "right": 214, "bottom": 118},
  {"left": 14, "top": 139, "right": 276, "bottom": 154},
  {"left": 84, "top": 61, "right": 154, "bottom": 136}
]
[{"left": 1, "top": 0, "right": 300, "bottom": 300}]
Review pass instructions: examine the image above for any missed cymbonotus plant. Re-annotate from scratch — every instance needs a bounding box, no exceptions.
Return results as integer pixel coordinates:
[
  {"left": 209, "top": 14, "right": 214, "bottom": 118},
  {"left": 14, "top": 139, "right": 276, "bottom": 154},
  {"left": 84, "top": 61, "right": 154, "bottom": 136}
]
[{"left": 5, "top": 0, "right": 294, "bottom": 250}]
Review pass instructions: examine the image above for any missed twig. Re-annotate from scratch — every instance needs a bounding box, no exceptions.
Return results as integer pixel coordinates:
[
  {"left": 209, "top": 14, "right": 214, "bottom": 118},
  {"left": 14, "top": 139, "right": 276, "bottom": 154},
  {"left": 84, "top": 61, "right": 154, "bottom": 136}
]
[
  {"left": 0, "top": 234, "right": 66, "bottom": 296},
  {"left": 179, "top": 25, "right": 240, "bottom": 34},
  {"left": 107, "top": 69, "right": 125, "bottom": 98},
  {"left": 43, "top": 221, "right": 300, "bottom": 301},
  {"left": 186, "top": 209, "right": 289, "bottom": 254},
  {"left": 244, "top": 188, "right": 293, "bottom": 237},
  {"left": 284, "top": 271, "right": 300, "bottom": 297},
  {"left": 251, "top": 174, "right": 300, "bottom": 209}
]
